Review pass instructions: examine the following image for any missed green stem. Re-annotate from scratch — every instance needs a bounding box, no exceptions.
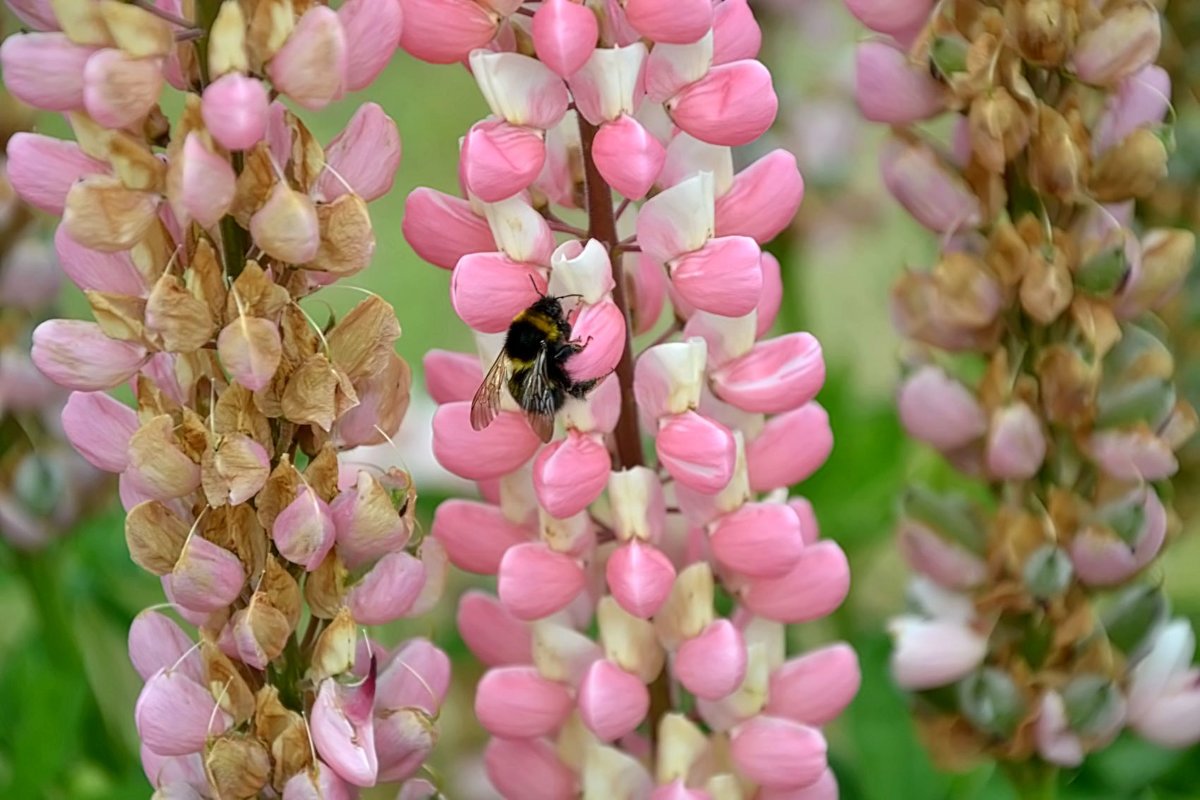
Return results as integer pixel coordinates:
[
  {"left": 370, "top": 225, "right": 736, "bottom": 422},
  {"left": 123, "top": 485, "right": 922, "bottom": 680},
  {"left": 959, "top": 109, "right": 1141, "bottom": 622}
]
[{"left": 1005, "top": 762, "right": 1058, "bottom": 800}]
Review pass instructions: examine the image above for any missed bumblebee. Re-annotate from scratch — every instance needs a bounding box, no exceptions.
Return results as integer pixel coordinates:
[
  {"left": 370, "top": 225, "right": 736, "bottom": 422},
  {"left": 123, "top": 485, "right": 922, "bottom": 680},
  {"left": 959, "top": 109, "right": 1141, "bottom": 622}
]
[{"left": 471, "top": 290, "right": 599, "bottom": 443}]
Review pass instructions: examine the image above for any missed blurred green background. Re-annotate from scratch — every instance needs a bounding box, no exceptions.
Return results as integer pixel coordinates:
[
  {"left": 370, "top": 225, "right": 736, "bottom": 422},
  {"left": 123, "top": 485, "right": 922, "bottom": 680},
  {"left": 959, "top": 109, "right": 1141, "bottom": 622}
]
[{"left": 3, "top": 2, "right": 1200, "bottom": 799}]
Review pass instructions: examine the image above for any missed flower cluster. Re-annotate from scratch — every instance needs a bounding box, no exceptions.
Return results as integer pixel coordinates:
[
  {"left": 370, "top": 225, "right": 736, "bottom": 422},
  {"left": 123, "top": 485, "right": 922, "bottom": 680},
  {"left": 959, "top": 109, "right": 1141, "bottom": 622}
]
[
  {"left": 848, "top": 0, "right": 1200, "bottom": 774},
  {"left": 400, "top": 0, "right": 857, "bottom": 796},
  {"left": 1, "top": 0, "right": 447, "bottom": 794}
]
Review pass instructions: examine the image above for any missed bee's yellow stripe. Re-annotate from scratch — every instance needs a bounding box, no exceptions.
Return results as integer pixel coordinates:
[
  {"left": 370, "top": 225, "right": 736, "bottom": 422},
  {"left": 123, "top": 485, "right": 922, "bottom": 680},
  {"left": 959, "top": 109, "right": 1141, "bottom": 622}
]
[{"left": 514, "top": 309, "right": 563, "bottom": 341}]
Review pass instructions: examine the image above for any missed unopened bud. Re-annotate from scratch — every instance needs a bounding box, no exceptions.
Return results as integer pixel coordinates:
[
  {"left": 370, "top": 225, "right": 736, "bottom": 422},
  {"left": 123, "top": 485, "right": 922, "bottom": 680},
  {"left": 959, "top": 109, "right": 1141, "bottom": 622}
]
[
  {"left": 1022, "top": 545, "right": 1073, "bottom": 600},
  {"left": 1075, "top": 246, "right": 1128, "bottom": 296},
  {"left": 1118, "top": 229, "right": 1195, "bottom": 316},
  {"left": 1061, "top": 675, "right": 1125, "bottom": 738},
  {"left": 968, "top": 88, "right": 1030, "bottom": 173},
  {"left": 1011, "top": 0, "right": 1077, "bottom": 66},
  {"left": 1028, "top": 105, "right": 1085, "bottom": 201},
  {"left": 901, "top": 485, "right": 986, "bottom": 553},
  {"left": 1072, "top": 1, "right": 1162, "bottom": 87},
  {"left": 1089, "top": 128, "right": 1168, "bottom": 203},
  {"left": 1095, "top": 378, "right": 1175, "bottom": 429},
  {"left": 1101, "top": 584, "right": 1169, "bottom": 654},
  {"left": 206, "top": 734, "right": 271, "bottom": 799},
  {"left": 957, "top": 667, "right": 1025, "bottom": 738},
  {"left": 930, "top": 34, "right": 969, "bottom": 78}
]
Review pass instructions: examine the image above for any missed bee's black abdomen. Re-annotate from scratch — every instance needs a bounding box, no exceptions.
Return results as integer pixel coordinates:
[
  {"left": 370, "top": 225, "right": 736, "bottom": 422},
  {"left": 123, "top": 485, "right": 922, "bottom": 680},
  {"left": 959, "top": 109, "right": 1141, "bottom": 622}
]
[{"left": 505, "top": 314, "right": 555, "bottom": 362}]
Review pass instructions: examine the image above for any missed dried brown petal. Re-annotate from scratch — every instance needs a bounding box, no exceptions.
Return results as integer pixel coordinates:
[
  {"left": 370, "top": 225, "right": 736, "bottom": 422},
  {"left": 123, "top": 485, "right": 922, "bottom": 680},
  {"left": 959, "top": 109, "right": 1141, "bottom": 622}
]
[
  {"left": 246, "top": 0, "right": 296, "bottom": 72},
  {"left": 257, "top": 457, "right": 301, "bottom": 532},
  {"left": 206, "top": 734, "right": 271, "bottom": 799},
  {"left": 933, "top": 252, "right": 1004, "bottom": 330},
  {"left": 86, "top": 290, "right": 147, "bottom": 342},
  {"left": 327, "top": 295, "right": 402, "bottom": 382},
  {"left": 304, "top": 549, "right": 347, "bottom": 619},
  {"left": 129, "top": 219, "right": 175, "bottom": 288},
  {"left": 1028, "top": 105, "right": 1086, "bottom": 201},
  {"left": 1037, "top": 344, "right": 1098, "bottom": 426},
  {"left": 208, "top": 0, "right": 249, "bottom": 78},
  {"left": 179, "top": 407, "right": 211, "bottom": 461},
  {"left": 305, "top": 444, "right": 341, "bottom": 503},
  {"left": 1089, "top": 129, "right": 1168, "bottom": 203},
  {"left": 308, "top": 607, "right": 356, "bottom": 682},
  {"left": 1008, "top": 0, "right": 1077, "bottom": 66},
  {"left": 250, "top": 182, "right": 320, "bottom": 265},
  {"left": 106, "top": 130, "right": 167, "bottom": 192},
  {"left": 128, "top": 415, "right": 201, "bottom": 499},
  {"left": 201, "top": 637, "right": 256, "bottom": 724},
  {"left": 271, "top": 718, "right": 313, "bottom": 790},
  {"left": 236, "top": 592, "right": 291, "bottom": 665},
  {"left": 261, "top": 556, "right": 301, "bottom": 630},
  {"left": 1070, "top": 298, "right": 1121, "bottom": 358},
  {"left": 189, "top": 239, "right": 228, "bottom": 323},
  {"left": 214, "top": 383, "right": 274, "bottom": 446},
  {"left": 282, "top": 354, "right": 341, "bottom": 430},
  {"left": 230, "top": 144, "right": 278, "bottom": 227},
  {"left": 146, "top": 272, "right": 217, "bottom": 353},
  {"left": 125, "top": 500, "right": 188, "bottom": 575},
  {"left": 986, "top": 216, "right": 1031, "bottom": 288},
  {"left": 1019, "top": 245, "right": 1073, "bottom": 325},
  {"left": 63, "top": 175, "right": 160, "bottom": 252},
  {"left": 284, "top": 110, "right": 325, "bottom": 190},
  {"left": 968, "top": 88, "right": 1030, "bottom": 173},
  {"left": 306, "top": 194, "right": 375, "bottom": 276},
  {"left": 51, "top": 0, "right": 114, "bottom": 45},
  {"left": 227, "top": 261, "right": 290, "bottom": 320},
  {"left": 201, "top": 433, "right": 271, "bottom": 507},
  {"left": 219, "top": 315, "right": 283, "bottom": 392},
  {"left": 99, "top": 0, "right": 174, "bottom": 57}
]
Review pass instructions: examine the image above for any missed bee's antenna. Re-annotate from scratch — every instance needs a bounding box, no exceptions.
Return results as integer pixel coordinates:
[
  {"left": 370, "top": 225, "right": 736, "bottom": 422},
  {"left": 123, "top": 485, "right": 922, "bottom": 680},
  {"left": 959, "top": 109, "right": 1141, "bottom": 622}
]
[
  {"left": 555, "top": 293, "right": 584, "bottom": 301},
  {"left": 528, "top": 274, "right": 546, "bottom": 298}
]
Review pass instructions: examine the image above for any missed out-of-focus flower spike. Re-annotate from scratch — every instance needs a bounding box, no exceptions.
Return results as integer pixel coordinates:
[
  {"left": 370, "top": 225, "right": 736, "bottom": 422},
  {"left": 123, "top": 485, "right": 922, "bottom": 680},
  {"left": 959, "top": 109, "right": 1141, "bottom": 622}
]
[
  {"left": 457, "top": 590, "right": 533, "bottom": 666},
  {"left": 844, "top": 0, "right": 933, "bottom": 35},
  {"left": 854, "top": 40, "right": 943, "bottom": 124},
  {"left": 879, "top": 135, "right": 981, "bottom": 234}
]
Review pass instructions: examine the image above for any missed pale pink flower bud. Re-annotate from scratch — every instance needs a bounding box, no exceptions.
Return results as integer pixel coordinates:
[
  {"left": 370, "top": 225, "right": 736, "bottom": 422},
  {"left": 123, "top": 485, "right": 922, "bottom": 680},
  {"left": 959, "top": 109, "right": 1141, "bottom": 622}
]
[
  {"left": 898, "top": 520, "right": 987, "bottom": 590},
  {"left": 374, "top": 709, "right": 434, "bottom": 783},
  {"left": 432, "top": 402, "right": 542, "bottom": 480},
  {"left": 766, "top": 643, "right": 861, "bottom": 726},
  {"left": 0, "top": 33, "right": 91, "bottom": 111},
  {"left": 592, "top": 114, "right": 665, "bottom": 200},
  {"left": 316, "top": 103, "right": 401, "bottom": 203},
  {"left": 424, "top": 349, "right": 482, "bottom": 404},
  {"left": 623, "top": 0, "right": 711, "bottom": 44},
  {"left": 711, "top": 333, "right": 824, "bottom": 414},
  {"left": 498, "top": 541, "right": 586, "bottom": 620},
  {"left": 7, "top": 134, "right": 106, "bottom": 216},
  {"left": 471, "top": 50, "right": 570, "bottom": 130},
  {"left": 282, "top": 760, "right": 355, "bottom": 800},
  {"left": 54, "top": 224, "right": 146, "bottom": 295},
  {"left": 312, "top": 670, "right": 378, "bottom": 787},
  {"left": 1072, "top": 2, "right": 1161, "bottom": 87},
  {"left": 158, "top": 576, "right": 208, "bottom": 627},
  {"left": 1088, "top": 428, "right": 1178, "bottom": 481},
  {"left": 606, "top": 540, "right": 674, "bottom": 618},
  {"left": 378, "top": 638, "right": 451, "bottom": 713},
  {"left": 712, "top": 0, "right": 760, "bottom": 64},
  {"left": 985, "top": 402, "right": 1047, "bottom": 480},
  {"left": 638, "top": 172, "right": 715, "bottom": 263},
  {"left": 249, "top": 182, "right": 320, "bottom": 264},
  {"left": 607, "top": 467, "right": 666, "bottom": 543},
  {"left": 168, "top": 536, "right": 245, "bottom": 613},
  {"left": 1094, "top": 65, "right": 1171, "bottom": 154},
  {"left": 880, "top": 136, "right": 981, "bottom": 233},
  {"left": 475, "top": 665, "right": 574, "bottom": 737},
  {"left": 337, "top": 0, "right": 403, "bottom": 92},
  {"left": 330, "top": 474, "right": 410, "bottom": 570},
  {"left": 714, "top": 150, "right": 804, "bottom": 244},
  {"left": 6, "top": 0, "right": 58, "bottom": 31},
  {"left": 267, "top": 6, "right": 347, "bottom": 109},
  {"left": 128, "top": 610, "right": 202, "bottom": 683},
  {"left": 31, "top": 319, "right": 148, "bottom": 391},
  {"left": 485, "top": 737, "right": 578, "bottom": 800},
  {"left": 568, "top": 42, "right": 648, "bottom": 125},
  {"left": 201, "top": 73, "right": 270, "bottom": 151},
  {"left": 710, "top": 502, "right": 805, "bottom": 578},
  {"left": 578, "top": 659, "right": 650, "bottom": 741},
  {"left": 669, "top": 236, "right": 762, "bottom": 317},
  {"left": 855, "top": 41, "right": 943, "bottom": 124},
  {"left": 657, "top": 411, "right": 735, "bottom": 494},
  {"left": 397, "top": 0, "right": 499, "bottom": 64},
  {"left": 403, "top": 188, "right": 495, "bottom": 269},
  {"left": 174, "top": 133, "right": 236, "bottom": 229},
  {"left": 888, "top": 616, "right": 988, "bottom": 690},
  {"left": 844, "top": 0, "right": 932, "bottom": 35},
  {"left": 565, "top": 300, "right": 625, "bottom": 382},
  {"left": 1127, "top": 620, "right": 1200, "bottom": 747},
  {"left": 461, "top": 120, "right": 546, "bottom": 202},
  {"left": 451, "top": 252, "right": 545, "bottom": 333},
  {"left": 741, "top": 540, "right": 849, "bottom": 623},
  {"left": 348, "top": 550, "right": 426, "bottom": 624},
  {"left": 457, "top": 590, "right": 532, "bottom": 666},
  {"left": 433, "top": 499, "right": 529, "bottom": 575},
  {"left": 644, "top": 33, "right": 713, "bottom": 104},
  {"left": 674, "top": 619, "right": 746, "bottom": 700},
  {"left": 136, "top": 669, "right": 229, "bottom": 757},
  {"left": 667, "top": 61, "right": 777, "bottom": 148},
  {"left": 1070, "top": 489, "right": 1167, "bottom": 587},
  {"left": 532, "top": 0, "right": 598, "bottom": 78},
  {"left": 897, "top": 365, "right": 986, "bottom": 450},
  {"left": 548, "top": 239, "right": 615, "bottom": 304},
  {"left": 482, "top": 195, "right": 556, "bottom": 264},
  {"left": 61, "top": 390, "right": 136, "bottom": 473},
  {"left": 272, "top": 486, "right": 337, "bottom": 571},
  {"left": 534, "top": 431, "right": 610, "bottom": 517},
  {"left": 758, "top": 770, "right": 839, "bottom": 800},
  {"left": 1035, "top": 692, "right": 1084, "bottom": 768},
  {"left": 82, "top": 49, "right": 163, "bottom": 128},
  {"left": 730, "top": 716, "right": 827, "bottom": 789}
]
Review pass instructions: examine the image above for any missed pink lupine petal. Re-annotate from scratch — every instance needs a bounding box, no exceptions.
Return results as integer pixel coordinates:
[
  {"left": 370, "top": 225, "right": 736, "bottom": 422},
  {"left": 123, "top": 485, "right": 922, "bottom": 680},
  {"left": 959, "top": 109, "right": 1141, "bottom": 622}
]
[
  {"left": 128, "top": 610, "right": 202, "bottom": 683},
  {"left": 1035, "top": 692, "right": 1085, "bottom": 768},
  {"left": 744, "top": 402, "right": 832, "bottom": 492},
  {"left": 483, "top": 194, "right": 557, "bottom": 265},
  {"left": 432, "top": 402, "right": 542, "bottom": 480},
  {"left": 592, "top": 114, "right": 666, "bottom": 200},
  {"left": 32, "top": 319, "right": 149, "bottom": 391},
  {"left": 644, "top": 33, "right": 713, "bottom": 104},
  {"left": 565, "top": 300, "right": 625, "bottom": 382},
  {"left": 450, "top": 252, "right": 545, "bottom": 333},
  {"left": 533, "top": 431, "right": 610, "bottom": 517},
  {"left": 606, "top": 540, "right": 674, "bottom": 618},
  {"left": 532, "top": 0, "right": 599, "bottom": 78},
  {"left": 714, "top": 149, "right": 804, "bottom": 244},
  {"left": 888, "top": 616, "right": 988, "bottom": 690},
  {"left": 272, "top": 487, "right": 337, "bottom": 571},
  {"left": 712, "top": 0, "right": 760, "bottom": 64},
  {"left": 741, "top": 540, "right": 849, "bottom": 623},
  {"left": 485, "top": 737, "right": 578, "bottom": 800},
  {"left": 756, "top": 253, "right": 783, "bottom": 337},
  {"left": 844, "top": 0, "right": 933, "bottom": 34},
  {"left": 175, "top": 133, "right": 236, "bottom": 229},
  {"left": 61, "top": 390, "right": 137, "bottom": 473},
  {"left": 631, "top": 253, "right": 668, "bottom": 335},
  {"left": 568, "top": 42, "right": 648, "bottom": 125},
  {"left": 757, "top": 769, "right": 839, "bottom": 800},
  {"left": 457, "top": 590, "right": 533, "bottom": 666},
  {"left": 7, "top": 134, "right": 107, "bottom": 216},
  {"left": 311, "top": 674, "right": 379, "bottom": 788},
  {"left": 168, "top": 536, "right": 245, "bottom": 613},
  {"left": 623, "top": 0, "right": 712, "bottom": 44},
  {"left": 669, "top": 235, "right": 763, "bottom": 317},
  {"left": 709, "top": 502, "right": 805, "bottom": 579},
  {"left": 854, "top": 40, "right": 943, "bottom": 124},
  {"left": 475, "top": 665, "right": 574, "bottom": 737},
  {"left": 54, "top": 224, "right": 146, "bottom": 295},
  {"left": 1088, "top": 428, "right": 1178, "bottom": 482},
  {"left": 898, "top": 521, "right": 987, "bottom": 590},
  {"left": 897, "top": 365, "right": 987, "bottom": 451},
  {"left": 398, "top": 0, "right": 499, "bottom": 64},
  {"left": 337, "top": 0, "right": 403, "bottom": 92},
  {"left": 548, "top": 238, "right": 615, "bottom": 305},
  {"left": 651, "top": 780, "right": 713, "bottom": 800},
  {"left": 267, "top": 7, "right": 347, "bottom": 109},
  {"left": 374, "top": 709, "right": 435, "bottom": 783},
  {"left": 461, "top": 120, "right": 546, "bottom": 203},
  {"left": 432, "top": 498, "right": 529, "bottom": 575},
  {"left": 563, "top": 371, "right": 622, "bottom": 435},
  {"left": 135, "top": 669, "right": 229, "bottom": 757},
  {"left": 0, "top": 32, "right": 91, "bottom": 111},
  {"left": 141, "top": 747, "right": 208, "bottom": 795},
  {"left": 985, "top": 402, "right": 1047, "bottom": 480},
  {"left": 656, "top": 410, "right": 735, "bottom": 495},
  {"left": 1071, "top": 490, "right": 1167, "bottom": 586},
  {"left": 82, "top": 48, "right": 164, "bottom": 128},
  {"left": 471, "top": 50, "right": 571, "bottom": 130},
  {"left": 330, "top": 476, "right": 410, "bottom": 571},
  {"left": 713, "top": 331, "right": 825, "bottom": 414},
  {"left": 880, "top": 136, "right": 981, "bottom": 234},
  {"left": 281, "top": 759, "right": 355, "bottom": 800},
  {"left": 6, "top": 0, "right": 58, "bottom": 31},
  {"left": 316, "top": 103, "right": 401, "bottom": 203},
  {"left": 1094, "top": 65, "right": 1171, "bottom": 154},
  {"left": 347, "top": 550, "right": 426, "bottom": 625},
  {"left": 201, "top": 73, "right": 270, "bottom": 151},
  {"left": 378, "top": 638, "right": 451, "bottom": 714},
  {"left": 403, "top": 188, "right": 496, "bottom": 270},
  {"left": 674, "top": 620, "right": 747, "bottom": 700},
  {"left": 730, "top": 716, "right": 827, "bottom": 789},
  {"left": 577, "top": 659, "right": 651, "bottom": 741},
  {"left": 667, "top": 60, "right": 777, "bottom": 147},
  {"left": 423, "top": 349, "right": 482, "bottom": 404},
  {"left": 766, "top": 643, "right": 861, "bottom": 726},
  {"left": 637, "top": 172, "right": 715, "bottom": 264},
  {"left": 497, "top": 542, "right": 586, "bottom": 620}
]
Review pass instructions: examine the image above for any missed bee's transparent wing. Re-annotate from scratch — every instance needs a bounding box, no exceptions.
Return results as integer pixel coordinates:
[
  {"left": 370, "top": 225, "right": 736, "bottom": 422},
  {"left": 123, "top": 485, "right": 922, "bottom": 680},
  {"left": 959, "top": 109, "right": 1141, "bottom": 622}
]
[
  {"left": 519, "top": 347, "right": 557, "bottom": 443},
  {"left": 470, "top": 352, "right": 509, "bottom": 432}
]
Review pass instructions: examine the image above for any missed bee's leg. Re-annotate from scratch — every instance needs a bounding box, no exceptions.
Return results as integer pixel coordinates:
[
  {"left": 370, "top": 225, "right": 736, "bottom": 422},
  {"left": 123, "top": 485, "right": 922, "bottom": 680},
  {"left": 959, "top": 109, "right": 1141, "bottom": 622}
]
[
  {"left": 568, "top": 335, "right": 594, "bottom": 352},
  {"left": 567, "top": 378, "right": 598, "bottom": 399}
]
